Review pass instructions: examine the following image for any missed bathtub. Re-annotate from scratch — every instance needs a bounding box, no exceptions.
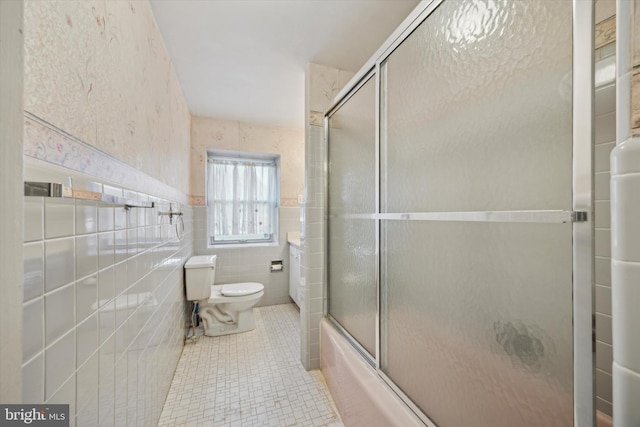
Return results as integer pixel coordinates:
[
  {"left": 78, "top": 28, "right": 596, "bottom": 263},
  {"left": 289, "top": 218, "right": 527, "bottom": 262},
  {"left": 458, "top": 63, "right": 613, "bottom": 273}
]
[
  {"left": 597, "top": 411, "right": 613, "bottom": 427},
  {"left": 320, "top": 319, "right": 423, "bottom": 427},
  {"left": 321, "top": 318, "right": 612, "bottom": 427}
]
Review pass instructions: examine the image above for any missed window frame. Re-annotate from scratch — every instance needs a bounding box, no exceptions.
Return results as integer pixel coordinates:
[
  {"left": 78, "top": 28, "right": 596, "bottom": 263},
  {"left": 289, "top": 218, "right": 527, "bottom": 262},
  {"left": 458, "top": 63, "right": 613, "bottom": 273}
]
[{"left": 206, "top": 149, "right": 280, "bottom": 247}]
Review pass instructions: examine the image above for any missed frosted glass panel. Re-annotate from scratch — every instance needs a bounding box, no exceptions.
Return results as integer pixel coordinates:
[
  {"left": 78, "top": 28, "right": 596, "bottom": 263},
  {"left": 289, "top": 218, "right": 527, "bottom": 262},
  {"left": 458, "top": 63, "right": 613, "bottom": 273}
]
[
  {"left": 379, "top": 0, "right": 576, "bottom": 425},
  {"left": 381, "top": 221, "right": 573, "bottom": 426},
  {"left": 328, "top": 77, "right": 376, "bottom": 356},
  {"left": 381, "top": 0, "right": 573, "bottom": 213}
]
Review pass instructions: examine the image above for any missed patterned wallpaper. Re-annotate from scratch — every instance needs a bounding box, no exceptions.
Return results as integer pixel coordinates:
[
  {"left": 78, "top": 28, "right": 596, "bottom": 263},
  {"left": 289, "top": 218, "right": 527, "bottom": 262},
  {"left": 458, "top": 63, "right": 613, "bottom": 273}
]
[
  {"left": 190, "top": 116, "right": 304, "bottom": 207},
  {"left": 24, "top": 0, "right": 191, "bottom": 195},
  {"left": 307, "top": 63, "right": 355, "bottom": 126}
]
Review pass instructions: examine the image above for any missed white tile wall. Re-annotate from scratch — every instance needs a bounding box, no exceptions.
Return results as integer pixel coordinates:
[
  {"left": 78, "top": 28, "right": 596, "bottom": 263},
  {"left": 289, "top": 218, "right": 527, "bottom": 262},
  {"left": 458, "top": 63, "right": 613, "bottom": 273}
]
[
  {"left": 45, "top": 330, "right": 75, "bottom": 399},
  {"left": 22, "top": 175, "right": 192, "bottom": 426},
  {"left": 24, "top": 197, "right": 44, "bottom": 242},
  {"left": 594, "top": 43, "right": 616, "bottom": 417},
  {"left": 44, "top": 237, "right": 75, "bottom": 292},
  {"left": 22, "top": 353, "right": 44, "bottom": 403},
  {"left": 76, "top": 351, "right": 99, "bottom": 412},
  {"left": 75, "top": 200, "right": 97, "bottom": 235},
  {"left": 76, "top": 276, "right": 98, "bottom": 324},
  {"left": 300, "top": 124, "right": 326, "bottom": 370},
  {"left": 76, "top": 313, "right": 98, "bottom": 367},
  {"left": 49, "top": 374, "right": 77, "bottom": 421},
  {"left": 45, "top": 283, "right": 75, "bottom": 345},
  {"left": 192, "top": 206, "right": 301, "bottom": 307},
  {"left": 23, "top": 297, "right": 44, "bottom": 362},
  {"left": 98, "top": 266, "right": 115, "bottom": 305},
  {"left": 76, "top": 234, "right": 98, "bottom": 279},
  {"left": 23, "top": 241, "right": 44, "bottom": 301},
  {"left": 98, "top": 205, "right": 115, "bottom": 233},
  {"left": 45, "top": 198, "right": 75, "bottom": 239}
]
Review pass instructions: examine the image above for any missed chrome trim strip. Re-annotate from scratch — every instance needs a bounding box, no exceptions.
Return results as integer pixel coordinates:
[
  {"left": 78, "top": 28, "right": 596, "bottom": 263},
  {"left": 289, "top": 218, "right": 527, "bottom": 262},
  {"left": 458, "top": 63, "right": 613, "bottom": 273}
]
[
  {"left": 327, "top": 315, "right": 375, "bottom": 367},
  {"left": 375, "top": 61, "right": 382, "bottom": 369},
  {"left": 572, "top": 1, "right": 595, "bottom": 425},
  {"left": 375, "top": 0, "right": 445, "bottom": 71},
  {"left": 378, "top": 61, "right": 388, "bottom": 373},
  {"left": 329, "top": 210, "right": 585, "bottom": 223},
  {"left": 375, "top": 210, "right": 577, "bottom": 223},
  {"left": 330, "top": 0, "right": 444, "bottom": 110},
  {"left": 378, "top": 370, "right": 438, "bottom": 427},
  {"left": 323, "top": 114, "right": 330, "bottom": 319},
  {"left": 326, "top": 69, "right": 376, "bottom": 120}
]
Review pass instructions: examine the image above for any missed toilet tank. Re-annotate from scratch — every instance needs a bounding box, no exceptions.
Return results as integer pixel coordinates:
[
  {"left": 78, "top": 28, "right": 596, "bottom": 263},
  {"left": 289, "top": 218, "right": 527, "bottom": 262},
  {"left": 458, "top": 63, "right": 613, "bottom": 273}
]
[{"left": 184, "top": 255, "right": 217, "bottom": 301}]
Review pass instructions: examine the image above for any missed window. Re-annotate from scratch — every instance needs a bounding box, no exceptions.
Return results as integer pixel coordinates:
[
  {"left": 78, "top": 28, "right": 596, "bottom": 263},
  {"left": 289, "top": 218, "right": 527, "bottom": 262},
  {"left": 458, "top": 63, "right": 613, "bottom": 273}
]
[{"left": 206, "top": 151, "right": 279, "bottom": 245}]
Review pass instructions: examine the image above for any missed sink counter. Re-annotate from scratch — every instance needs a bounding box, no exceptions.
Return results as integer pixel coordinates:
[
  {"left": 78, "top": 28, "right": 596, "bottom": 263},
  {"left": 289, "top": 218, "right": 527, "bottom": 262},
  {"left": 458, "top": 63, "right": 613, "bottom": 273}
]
[{"left": 287, "top": 231, "right": 300, "bottom": 248}]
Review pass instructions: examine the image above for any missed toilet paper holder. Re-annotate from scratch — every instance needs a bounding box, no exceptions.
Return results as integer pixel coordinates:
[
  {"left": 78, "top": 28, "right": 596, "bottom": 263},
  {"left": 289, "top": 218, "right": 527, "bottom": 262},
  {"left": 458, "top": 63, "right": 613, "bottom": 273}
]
[{"left": 270, "top": 260, "right": 284, "bottom": 272}]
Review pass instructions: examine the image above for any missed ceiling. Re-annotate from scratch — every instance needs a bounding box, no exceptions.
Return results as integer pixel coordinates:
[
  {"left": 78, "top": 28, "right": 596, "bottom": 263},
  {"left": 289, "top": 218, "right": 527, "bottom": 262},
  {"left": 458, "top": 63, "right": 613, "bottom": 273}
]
[{"left": 149, "top": 0, "right": 419, "bottom": 128}]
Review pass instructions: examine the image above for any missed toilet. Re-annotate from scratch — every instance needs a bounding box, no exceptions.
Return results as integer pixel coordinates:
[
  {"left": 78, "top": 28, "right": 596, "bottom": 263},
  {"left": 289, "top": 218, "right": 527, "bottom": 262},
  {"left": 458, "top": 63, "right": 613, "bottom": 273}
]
[{"left": 184, "top": 255, "right": 264, "bottom": 337}]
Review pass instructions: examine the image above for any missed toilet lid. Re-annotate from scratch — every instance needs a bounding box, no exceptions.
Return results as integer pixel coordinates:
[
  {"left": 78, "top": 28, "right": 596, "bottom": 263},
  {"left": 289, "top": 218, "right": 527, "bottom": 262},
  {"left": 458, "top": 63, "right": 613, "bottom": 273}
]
[{"left": 220, "top": 282, "right": 264, "bottom": 297}]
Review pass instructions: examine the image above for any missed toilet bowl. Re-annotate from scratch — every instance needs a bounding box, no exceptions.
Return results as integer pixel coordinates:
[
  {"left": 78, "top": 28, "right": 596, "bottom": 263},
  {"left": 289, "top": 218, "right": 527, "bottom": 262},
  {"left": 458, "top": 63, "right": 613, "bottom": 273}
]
[{"left": 184, "top": 255, "right": 264, "bottom": 337}]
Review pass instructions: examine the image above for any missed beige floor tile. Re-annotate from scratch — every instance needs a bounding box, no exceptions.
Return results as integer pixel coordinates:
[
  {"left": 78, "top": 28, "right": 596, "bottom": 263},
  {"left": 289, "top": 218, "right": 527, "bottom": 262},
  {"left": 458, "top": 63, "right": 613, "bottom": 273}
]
[{"left": 158, "top": 304, "right": 343, "bottom": 427}]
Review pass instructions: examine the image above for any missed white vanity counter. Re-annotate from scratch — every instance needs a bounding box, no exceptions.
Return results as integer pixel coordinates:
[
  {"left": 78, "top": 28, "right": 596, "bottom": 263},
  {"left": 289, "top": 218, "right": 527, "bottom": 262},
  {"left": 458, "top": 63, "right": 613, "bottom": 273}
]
[{"left": 287, "top": 231, "right": 300, "bottom": 248}]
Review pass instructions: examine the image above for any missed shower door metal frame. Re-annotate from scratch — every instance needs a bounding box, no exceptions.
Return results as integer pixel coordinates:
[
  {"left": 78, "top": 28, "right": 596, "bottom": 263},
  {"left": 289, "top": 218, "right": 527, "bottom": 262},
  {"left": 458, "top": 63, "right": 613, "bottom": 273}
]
[
  {"left": 323, "top": 0, "right": 594, "bottom": 425},
  {"left": 571, "top": 2, "right": 595, "bottom": 425},
  {"left": 325, "top": 68, "right": 378, "bottom": 368}
]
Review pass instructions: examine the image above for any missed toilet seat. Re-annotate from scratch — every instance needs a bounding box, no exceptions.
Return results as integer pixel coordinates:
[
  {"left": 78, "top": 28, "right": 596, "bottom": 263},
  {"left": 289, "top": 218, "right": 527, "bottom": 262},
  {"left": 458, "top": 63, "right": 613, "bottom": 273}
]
[
  {"left": 208, "top": 283, "right": 264, "bottom": 304},
  {"left": 220, "top": 282, "right": 263, "bottom": 296}
]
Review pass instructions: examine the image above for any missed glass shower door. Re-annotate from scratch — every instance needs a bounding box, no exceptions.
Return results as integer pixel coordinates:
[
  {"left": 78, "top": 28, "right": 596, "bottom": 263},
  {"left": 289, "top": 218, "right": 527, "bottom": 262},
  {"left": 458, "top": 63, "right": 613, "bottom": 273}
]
[
  {"left": 327, "top": 75, "right": 377, "bottom": 357},
  {"left": 379, "top": 0, "right": 576, "bottom": 425}
]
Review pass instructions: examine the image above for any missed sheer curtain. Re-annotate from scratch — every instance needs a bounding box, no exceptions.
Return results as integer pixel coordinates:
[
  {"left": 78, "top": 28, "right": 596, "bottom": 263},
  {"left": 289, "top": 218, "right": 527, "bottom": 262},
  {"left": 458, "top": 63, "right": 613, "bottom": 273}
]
[{"left": 207, "top": 157, "right": 276, "bottom": 243}]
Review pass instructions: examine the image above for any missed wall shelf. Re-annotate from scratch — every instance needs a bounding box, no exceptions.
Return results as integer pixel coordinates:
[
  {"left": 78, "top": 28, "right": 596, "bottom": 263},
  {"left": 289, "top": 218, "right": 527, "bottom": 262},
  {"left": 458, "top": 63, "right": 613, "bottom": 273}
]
[{"left": 24, "top": 181, "right": 155, "bottom": 209}]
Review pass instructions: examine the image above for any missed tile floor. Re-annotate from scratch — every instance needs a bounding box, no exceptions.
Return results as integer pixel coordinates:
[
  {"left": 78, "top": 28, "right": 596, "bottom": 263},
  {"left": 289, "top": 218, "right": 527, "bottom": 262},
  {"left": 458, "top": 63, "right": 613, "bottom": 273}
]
[{"left": 158, "top": 303, "right": 343, "bottom": 427}]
